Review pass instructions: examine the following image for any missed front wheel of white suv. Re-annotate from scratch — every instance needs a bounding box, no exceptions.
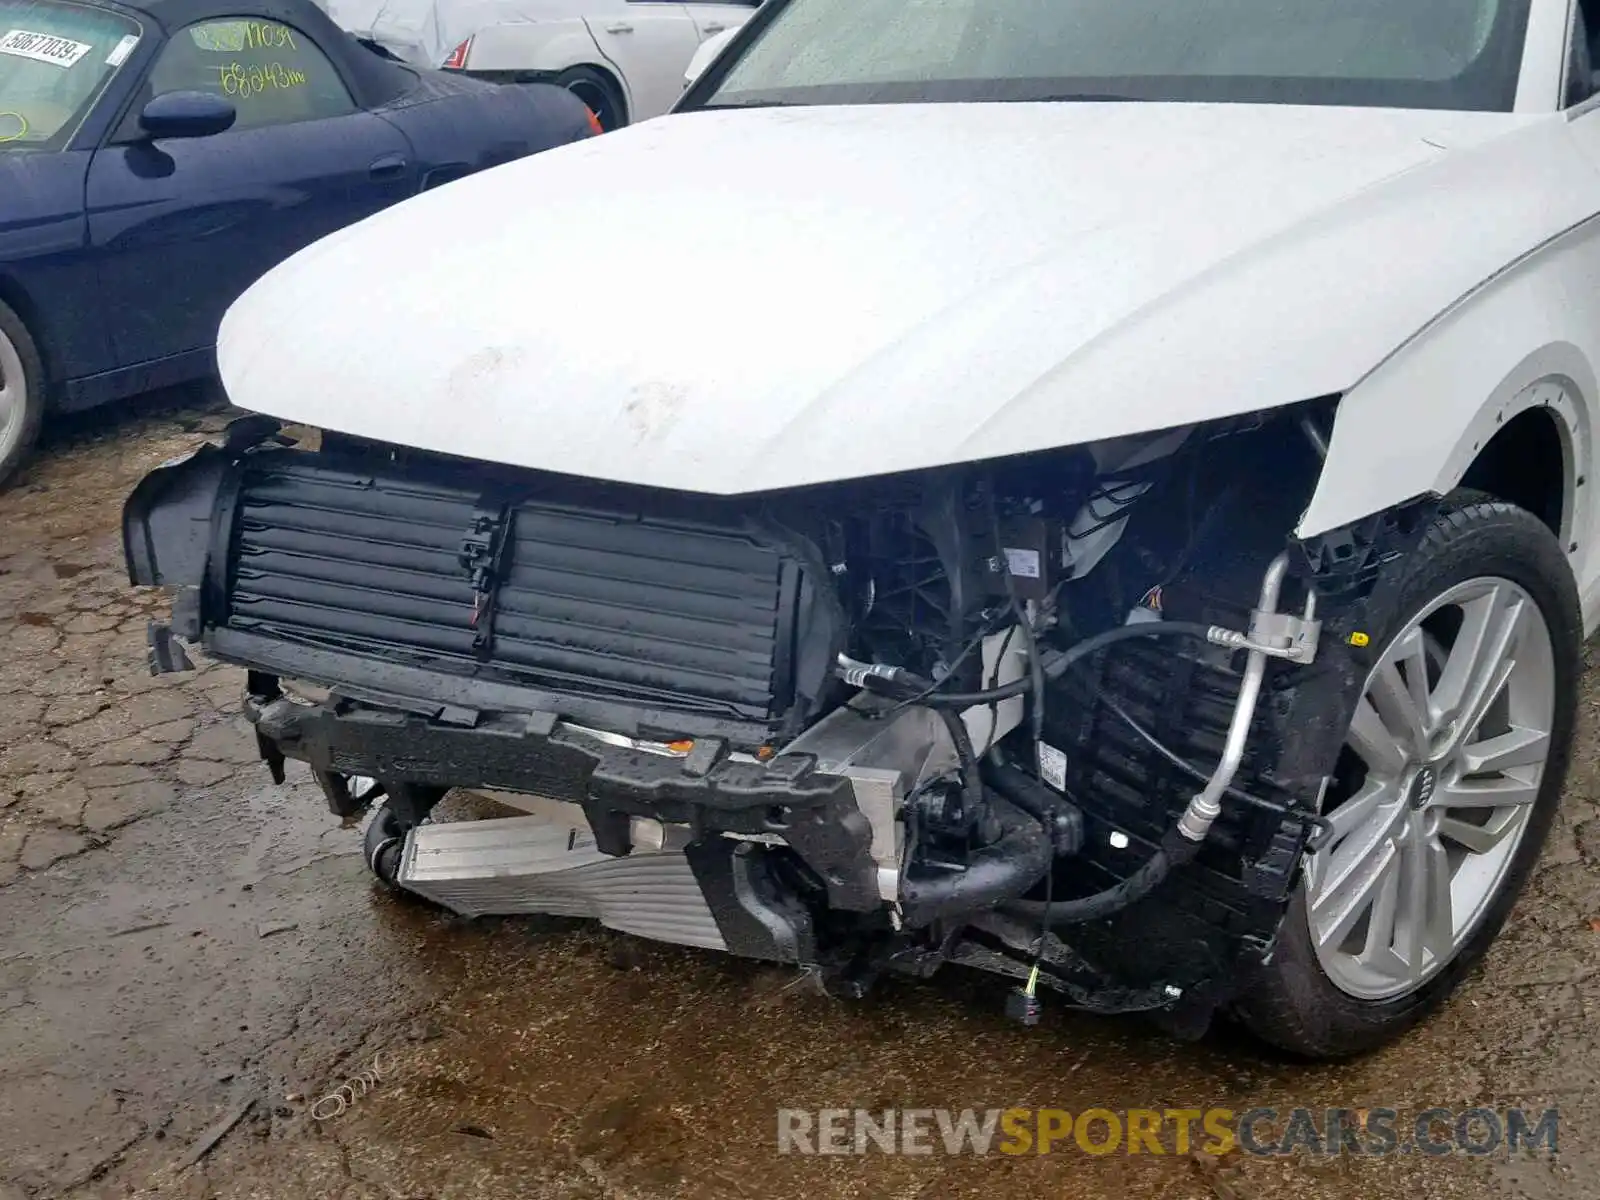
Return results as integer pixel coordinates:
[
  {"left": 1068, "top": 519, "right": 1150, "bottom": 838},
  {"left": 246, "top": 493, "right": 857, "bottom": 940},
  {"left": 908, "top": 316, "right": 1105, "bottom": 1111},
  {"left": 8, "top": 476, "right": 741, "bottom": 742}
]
[{"left": 1236, "top": 496, "right": 1580, "bottom": 1059}]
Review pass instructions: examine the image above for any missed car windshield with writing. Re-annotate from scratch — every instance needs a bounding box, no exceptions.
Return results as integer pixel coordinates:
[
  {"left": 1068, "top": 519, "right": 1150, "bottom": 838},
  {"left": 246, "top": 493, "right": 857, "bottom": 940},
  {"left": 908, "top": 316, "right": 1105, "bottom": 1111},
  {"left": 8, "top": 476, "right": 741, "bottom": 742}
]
[
  {"left": 0, "top": 0, "right": 140, "bottom": 149},
  {"left": 695, "top": 0, "right": 1532, "bottom": 112}
]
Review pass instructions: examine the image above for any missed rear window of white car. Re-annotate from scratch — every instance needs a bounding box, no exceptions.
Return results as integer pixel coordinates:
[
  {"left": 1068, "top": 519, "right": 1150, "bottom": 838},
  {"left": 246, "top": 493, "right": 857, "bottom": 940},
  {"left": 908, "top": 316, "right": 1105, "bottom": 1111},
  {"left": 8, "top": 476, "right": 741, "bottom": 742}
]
[
  {"left": 698, "top": 0, "right": 1531, "bottom": 112},
  {"left": 0, "top": 0, "right": 140, "bottom": 148}
]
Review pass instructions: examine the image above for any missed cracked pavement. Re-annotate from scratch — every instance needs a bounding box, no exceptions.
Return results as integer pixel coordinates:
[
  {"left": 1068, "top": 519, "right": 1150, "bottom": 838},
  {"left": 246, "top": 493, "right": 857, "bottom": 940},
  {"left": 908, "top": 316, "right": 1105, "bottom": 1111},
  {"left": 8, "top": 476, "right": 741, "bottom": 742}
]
[{"left": 2, "top": 400, "right": 1599, "bottom": 1200}]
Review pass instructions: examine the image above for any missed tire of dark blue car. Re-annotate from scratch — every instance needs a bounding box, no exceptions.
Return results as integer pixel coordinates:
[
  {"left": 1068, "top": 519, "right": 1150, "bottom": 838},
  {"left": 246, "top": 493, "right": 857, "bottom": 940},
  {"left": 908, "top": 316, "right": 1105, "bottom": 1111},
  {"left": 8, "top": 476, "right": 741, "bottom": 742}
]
[{"left": 0, "top": 298, "right": 44, "bottom": 489}]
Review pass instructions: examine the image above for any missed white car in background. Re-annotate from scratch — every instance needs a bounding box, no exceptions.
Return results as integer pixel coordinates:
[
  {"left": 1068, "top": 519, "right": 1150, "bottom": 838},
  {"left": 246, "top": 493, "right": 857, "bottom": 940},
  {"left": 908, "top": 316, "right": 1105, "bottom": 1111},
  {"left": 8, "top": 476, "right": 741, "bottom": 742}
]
[{"left": 323, "top": 0, "right": 760, "bottom": 127}]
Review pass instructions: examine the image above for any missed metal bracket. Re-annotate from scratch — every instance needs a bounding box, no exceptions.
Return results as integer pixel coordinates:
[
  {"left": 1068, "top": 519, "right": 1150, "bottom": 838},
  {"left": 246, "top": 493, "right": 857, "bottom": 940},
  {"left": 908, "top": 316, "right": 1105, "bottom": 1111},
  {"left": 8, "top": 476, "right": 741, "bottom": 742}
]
[
  {"left": 1245, "top": 606, "right": 1323, "bottom": 665},
  {"left": 458, "top": 503, "right": 515, "bottom": 657},
  {"left": 1207, "top": 591, "right": 1322, "bottom": 665}
]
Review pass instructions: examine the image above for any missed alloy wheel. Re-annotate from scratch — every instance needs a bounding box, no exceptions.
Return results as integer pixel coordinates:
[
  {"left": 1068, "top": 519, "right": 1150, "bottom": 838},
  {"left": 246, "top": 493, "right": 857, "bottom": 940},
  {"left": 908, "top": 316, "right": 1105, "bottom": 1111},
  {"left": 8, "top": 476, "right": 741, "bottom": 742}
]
[
  {"left": 1304, "top": 577, "right": 1555, "bottom": 1001},
  {"left": 0, "top": 323, "right": 23, "bottom": 465}
]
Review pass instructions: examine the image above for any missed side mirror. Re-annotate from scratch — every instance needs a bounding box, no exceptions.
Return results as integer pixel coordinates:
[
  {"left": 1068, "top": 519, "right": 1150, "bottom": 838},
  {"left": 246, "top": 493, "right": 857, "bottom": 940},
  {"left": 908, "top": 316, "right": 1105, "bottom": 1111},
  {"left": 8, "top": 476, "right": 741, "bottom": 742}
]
[
  {"left": 138, "top": 90, "right": 237, "bottom": 140},
  {"left": 684, "top": 27, "right": 739, "bottom": 89}
]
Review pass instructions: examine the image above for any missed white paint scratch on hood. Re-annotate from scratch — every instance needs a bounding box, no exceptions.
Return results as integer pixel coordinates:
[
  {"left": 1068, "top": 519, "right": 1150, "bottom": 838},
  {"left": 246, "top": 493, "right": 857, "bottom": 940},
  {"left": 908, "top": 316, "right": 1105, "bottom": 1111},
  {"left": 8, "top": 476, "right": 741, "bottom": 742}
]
[{"left": 220, "top": 101, "right": 1570, "bottom": 495}]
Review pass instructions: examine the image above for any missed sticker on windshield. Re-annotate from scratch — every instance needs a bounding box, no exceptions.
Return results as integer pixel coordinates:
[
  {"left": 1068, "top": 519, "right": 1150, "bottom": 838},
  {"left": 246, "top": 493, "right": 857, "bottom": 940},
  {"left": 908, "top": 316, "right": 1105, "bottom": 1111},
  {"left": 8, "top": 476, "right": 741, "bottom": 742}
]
[
  {"left": 105, "top": 33, "right": 138, "bottom": 67},
  {"left": 189, "top": 21, "right": 297, "bottom": 53},
  {"left": 0, "top": 29, "right": 93, "bottom": 68}
]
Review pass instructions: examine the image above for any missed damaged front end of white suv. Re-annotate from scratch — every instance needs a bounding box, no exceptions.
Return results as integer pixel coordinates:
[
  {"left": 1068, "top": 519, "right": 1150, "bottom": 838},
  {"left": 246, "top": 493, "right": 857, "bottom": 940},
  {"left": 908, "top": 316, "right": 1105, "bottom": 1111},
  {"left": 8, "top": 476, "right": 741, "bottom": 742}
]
[
  {"left": 124, "top": 399, "right": 1411, "bottom": 1036},
  {"left": 122, "top": 44, "right": 1593, "bottom": 1053}
]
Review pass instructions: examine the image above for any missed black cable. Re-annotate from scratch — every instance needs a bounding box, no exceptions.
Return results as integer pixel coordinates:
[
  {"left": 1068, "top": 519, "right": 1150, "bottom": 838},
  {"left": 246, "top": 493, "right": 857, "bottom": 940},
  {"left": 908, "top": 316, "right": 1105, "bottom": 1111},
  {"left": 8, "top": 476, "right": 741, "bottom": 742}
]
[
  {"left": 1095, "top": 691, "right": 1279, "bottom": 815},
  {"left": 1096, "top": 688, "right": 1334, "bottom": 846},
  {"left": 1157, "top": 477, "right": 1240, "bottom": 594},
  {"left": 990, "top": 507, "right": 1047, "bottom": 745},
  {"left": 894, "top": 620, "right": 1216, "bottom": 708},
  {"left": 990, "top": 502, "right": 1055, "bottom": 980},
  {"left": 867, "top": 607, "right": 1006, "bottom": 722},
  {"left": 1002, "top": 835, "right": 1199, "bottom": 927},
  {"left": 936, "top": 706, "right": 986, "bottom": 816},
  {"left": 880, "top": 620, "right": 1226, "bottom": 938},
  {"left": 999, "top": 650, "right": 1319, "bottom": 930},
  {"left": 1064, "top": 480, "right": 1152, "bottom": 542},
  {"left": 979, "top": 622, "right": 1020, "bottom": 757}
]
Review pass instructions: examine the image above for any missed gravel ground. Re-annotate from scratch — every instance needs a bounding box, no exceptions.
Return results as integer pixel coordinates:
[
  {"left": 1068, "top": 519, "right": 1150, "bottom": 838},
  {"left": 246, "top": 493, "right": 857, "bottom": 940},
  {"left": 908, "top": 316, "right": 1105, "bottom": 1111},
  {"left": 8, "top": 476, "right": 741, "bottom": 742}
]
[{"left": 1, "top": 401, "right": 1597, "bottom": 1200}]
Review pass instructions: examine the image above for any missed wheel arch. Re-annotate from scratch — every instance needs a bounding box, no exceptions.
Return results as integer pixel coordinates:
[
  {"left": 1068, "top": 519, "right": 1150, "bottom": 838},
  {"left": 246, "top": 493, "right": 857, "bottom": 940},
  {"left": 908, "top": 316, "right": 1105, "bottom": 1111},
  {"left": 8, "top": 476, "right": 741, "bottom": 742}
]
[
  {"left": 1458, "top": 394, "right": 1575, "bottom": 542},
  {"left": 558, "top": 61, "right": 630, "bottom": 127},
  {"left": 0, "top": 272, "right": 50, "bottom": 381}
]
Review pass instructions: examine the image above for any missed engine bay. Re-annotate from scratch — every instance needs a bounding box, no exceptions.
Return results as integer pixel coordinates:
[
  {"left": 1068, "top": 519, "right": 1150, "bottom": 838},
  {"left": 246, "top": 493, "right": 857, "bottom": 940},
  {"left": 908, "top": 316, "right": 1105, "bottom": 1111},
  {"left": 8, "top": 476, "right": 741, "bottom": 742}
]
[{"left": 124, "top": 401, "right": 1366, "bottom": 1029}]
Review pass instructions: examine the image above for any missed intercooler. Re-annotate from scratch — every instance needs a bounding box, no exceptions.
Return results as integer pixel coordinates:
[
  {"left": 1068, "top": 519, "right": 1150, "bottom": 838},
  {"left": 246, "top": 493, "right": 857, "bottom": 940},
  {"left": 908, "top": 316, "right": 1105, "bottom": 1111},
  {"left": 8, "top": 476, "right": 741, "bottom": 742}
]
[
  {"left": 397, "top": 809, "right": 727, "bottom": 950},
  {"left": 208, "top": 449, "right": 841, "bottom": 737}
]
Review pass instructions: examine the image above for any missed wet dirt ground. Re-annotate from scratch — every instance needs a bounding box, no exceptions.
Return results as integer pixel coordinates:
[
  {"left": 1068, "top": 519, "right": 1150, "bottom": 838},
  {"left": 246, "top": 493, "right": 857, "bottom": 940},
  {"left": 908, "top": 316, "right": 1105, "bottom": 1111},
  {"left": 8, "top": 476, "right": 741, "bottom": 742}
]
[{"left": 1, "top": 400, "right": 1598, "bottom": 1200}]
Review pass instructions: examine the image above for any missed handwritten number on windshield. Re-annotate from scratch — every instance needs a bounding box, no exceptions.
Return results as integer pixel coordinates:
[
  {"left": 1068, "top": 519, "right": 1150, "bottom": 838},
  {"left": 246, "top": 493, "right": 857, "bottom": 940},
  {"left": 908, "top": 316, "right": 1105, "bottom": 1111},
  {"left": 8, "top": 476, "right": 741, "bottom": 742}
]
[{"left": 215, "top": 60, "right": 307, "bottom": 98}]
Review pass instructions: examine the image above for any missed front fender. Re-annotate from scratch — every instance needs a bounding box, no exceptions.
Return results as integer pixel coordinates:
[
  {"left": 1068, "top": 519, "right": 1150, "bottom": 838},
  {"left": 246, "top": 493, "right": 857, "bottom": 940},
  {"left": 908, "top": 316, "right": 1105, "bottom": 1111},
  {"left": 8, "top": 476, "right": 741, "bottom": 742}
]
[{"left": 1297, "top": 217, "right": 1600, "bottom": 573}]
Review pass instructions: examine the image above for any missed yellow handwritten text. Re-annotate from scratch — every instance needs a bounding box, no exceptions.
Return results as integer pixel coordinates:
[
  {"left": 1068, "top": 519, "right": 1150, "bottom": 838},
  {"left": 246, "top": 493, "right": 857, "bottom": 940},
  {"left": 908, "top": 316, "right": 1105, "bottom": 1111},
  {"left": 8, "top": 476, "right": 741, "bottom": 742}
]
[
  {"left": 215, "top": 60, "right": 308, "bottom": 99},
  {"left": 191, "top": 21, "right": 298, "bottom": 54}
]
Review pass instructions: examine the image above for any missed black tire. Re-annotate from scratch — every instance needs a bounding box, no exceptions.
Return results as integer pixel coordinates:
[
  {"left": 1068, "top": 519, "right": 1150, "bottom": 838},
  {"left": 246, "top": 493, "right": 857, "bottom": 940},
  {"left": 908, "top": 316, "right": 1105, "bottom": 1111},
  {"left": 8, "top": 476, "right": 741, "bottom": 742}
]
[
  {"left": 1235, "top": 496, "right": 1580, "bottom": 1059},
  {"left": 553, "top": 65, "right": 626, "bottom": 130},
  {"left": 0, "top": 298, "right": 45, "bottom": 489}
]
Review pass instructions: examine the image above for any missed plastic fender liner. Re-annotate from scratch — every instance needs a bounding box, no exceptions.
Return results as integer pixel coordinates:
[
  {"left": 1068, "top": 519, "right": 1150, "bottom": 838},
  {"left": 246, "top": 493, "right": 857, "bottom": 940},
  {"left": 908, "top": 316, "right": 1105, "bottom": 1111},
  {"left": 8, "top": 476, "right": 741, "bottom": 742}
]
[{"left": 123, "top": 444, "right": 231, "bottom": 590}]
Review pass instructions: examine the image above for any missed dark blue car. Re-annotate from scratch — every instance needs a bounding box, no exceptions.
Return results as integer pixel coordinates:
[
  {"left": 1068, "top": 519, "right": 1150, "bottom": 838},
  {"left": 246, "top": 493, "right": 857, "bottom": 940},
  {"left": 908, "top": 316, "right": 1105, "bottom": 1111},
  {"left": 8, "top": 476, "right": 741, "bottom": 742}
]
[{"left": 0, "top": 0, "right": 596, "bottom": 483}]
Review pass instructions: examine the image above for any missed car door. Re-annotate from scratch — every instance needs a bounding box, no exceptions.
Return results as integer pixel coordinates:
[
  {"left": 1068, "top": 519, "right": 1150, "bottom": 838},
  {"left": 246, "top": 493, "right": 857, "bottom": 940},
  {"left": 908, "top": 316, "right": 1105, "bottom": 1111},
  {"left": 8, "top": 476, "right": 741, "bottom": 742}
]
[
  {"left": 85, "top": 14, "right": 419, "bottom": 369},
  {"left": 0, "top": 0, "right": 150, "bottom": 390},
  {"left": 1558, "top": 0, "right": 1600, "bottom": 598},
  {"left": 681, "top": 0, "right": 759, "bottom": 42},
  {"left": 586, "top": 1, "right": 700, "bottom": 122}
]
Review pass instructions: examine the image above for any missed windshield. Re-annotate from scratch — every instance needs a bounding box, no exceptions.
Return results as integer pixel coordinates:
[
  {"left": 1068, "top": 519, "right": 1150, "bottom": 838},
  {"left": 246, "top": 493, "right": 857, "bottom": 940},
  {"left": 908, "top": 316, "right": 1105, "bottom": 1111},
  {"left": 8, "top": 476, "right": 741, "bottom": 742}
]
[
  {"left": 0, "top": 0, "right": 140, "bottom": 149},
  {"left": 697, "top": 0, "right": 1533, "bottom": 113}
]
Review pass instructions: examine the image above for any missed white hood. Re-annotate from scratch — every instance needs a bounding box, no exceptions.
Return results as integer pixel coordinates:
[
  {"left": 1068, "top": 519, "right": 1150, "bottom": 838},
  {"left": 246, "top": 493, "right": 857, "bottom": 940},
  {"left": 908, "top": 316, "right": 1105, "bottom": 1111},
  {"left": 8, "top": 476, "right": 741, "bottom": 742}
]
[{"left": 220, "top": 101, "right": 1563, "bottom": 495}]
